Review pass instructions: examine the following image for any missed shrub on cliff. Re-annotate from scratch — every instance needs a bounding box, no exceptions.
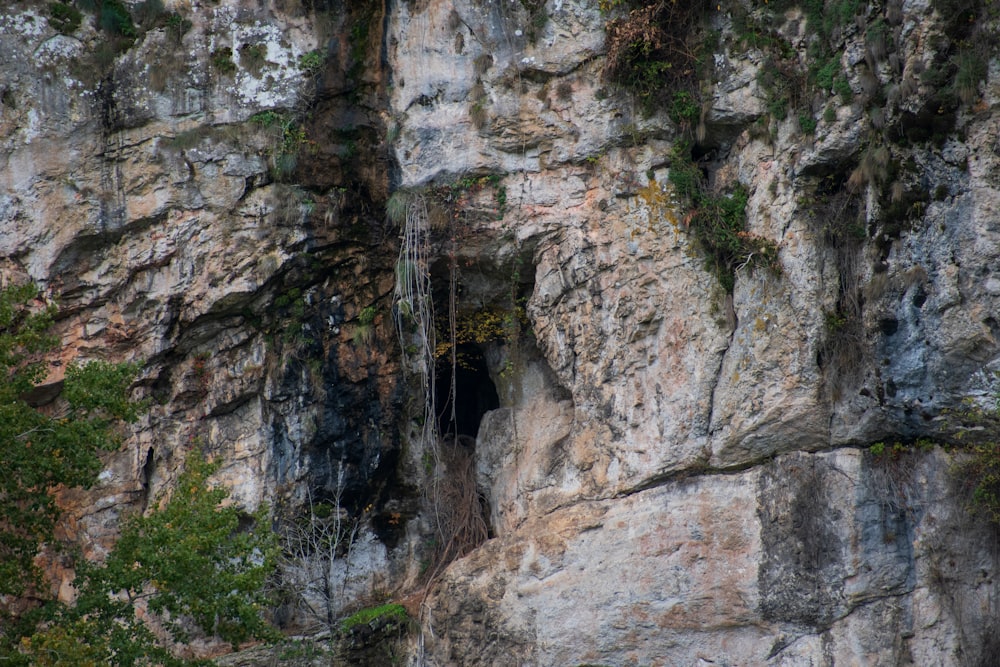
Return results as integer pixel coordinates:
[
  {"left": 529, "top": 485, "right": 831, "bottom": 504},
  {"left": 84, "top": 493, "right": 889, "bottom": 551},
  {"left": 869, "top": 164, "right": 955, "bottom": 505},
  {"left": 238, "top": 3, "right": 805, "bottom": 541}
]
[
  {"left": 668, "top": 145, "right": 781, "bottom": 291},
  {"left": 602, "top": 0, "right": 709, "bottom": 112},
  {"left": 946, "top": 397, "right": 1000, "bottom": 524}
]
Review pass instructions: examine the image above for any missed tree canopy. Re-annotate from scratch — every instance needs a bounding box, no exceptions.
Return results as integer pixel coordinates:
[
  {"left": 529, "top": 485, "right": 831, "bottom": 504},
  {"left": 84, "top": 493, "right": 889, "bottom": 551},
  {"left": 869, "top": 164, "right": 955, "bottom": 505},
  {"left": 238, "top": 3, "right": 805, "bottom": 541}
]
[
  {"left": 0, "top": 282, "right": 278, "bottom": 665},
  {"left": 0, "top": 282, "right": 142, "bottom": 597}
]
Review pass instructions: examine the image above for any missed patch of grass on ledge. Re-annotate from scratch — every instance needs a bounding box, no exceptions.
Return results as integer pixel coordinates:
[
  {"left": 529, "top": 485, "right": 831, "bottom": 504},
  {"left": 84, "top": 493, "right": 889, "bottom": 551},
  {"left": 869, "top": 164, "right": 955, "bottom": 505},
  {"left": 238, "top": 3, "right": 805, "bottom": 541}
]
[{"left": 340, "top": 603, "right": 408, "bottom": 632}]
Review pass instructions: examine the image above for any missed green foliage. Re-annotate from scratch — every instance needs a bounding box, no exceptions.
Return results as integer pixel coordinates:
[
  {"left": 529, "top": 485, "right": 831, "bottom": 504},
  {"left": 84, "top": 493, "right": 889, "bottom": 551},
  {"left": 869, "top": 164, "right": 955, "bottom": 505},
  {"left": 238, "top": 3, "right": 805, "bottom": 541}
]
[
  {"left": 212, "top": 48, "right": 236, "bottom": 74},
  {"left": 865, "top": 19, "right": 890, "bottom": 61},
  {"left": 278, "top": 638, "right": 333, "bottom": 661},
  {"left": 870, "top": 438, "right": 934, "bottom": 459},
  {"left": 964, "top": 440, "right": 1000, "bottom": 522},
  {"left": 668, "top": 146, "right": 780, "bottom": 292},
  {"left": 48, "top": 2, "right": 82, "bottom": 34},
  {"left": 953, "top": 47, "right": 988, "bottom": 104},
  {"left": 99, "top": 0, "right": 137, "bottom": 38},
  {"left": 0, "top": 284, "right": 141, "bottom": 600},
  {"left": 77, "top": 451, "right": 278, "bottom": 650},
  {"left": 668, "top": 90, "right": 700, "bottom": 126},
  {"left": 165, "top": 13, "right": 192, "bottom": 43},
  {"left": 812, "top": 57, "right": 840, "bottom": 92},
  {"left": 803, "top": 0, "right": 860, "bottom": 44},
  {"left": 20, "top": 614, "right": 175, "bottom": 667},
  {"left": 340, "top": 603, "right": 408, "bottom": 632},
  {"left": 17, "top": 452, "right": 278, "bottom": 666},
  {"left": 250, "top": 110, "right": 284, "bottom": 128},
  {"left": 273, "top": 287, "right": 311, "bottom": 343},
  {"left": 0, "top": 285, "right": 276, "bottom": 665},
  {"left": 833, "top": 75, "right": 853, "bottom": 103},
  {"left": 240, "top": 42, "right": 269, "bottom": 75},
  {"left": 419, "top": 173, "right": 508, "bottom": 221},
  {"left": 298, "top": 49, "right": 325, "bottom": 73},
  {"left": 250, "top": 111, "right": 310, "bottom": 180},
  {"left": 386, "top": 189, "right": 411, "bottom": 225},
  {"left": 945, "top": 396, "right": 1000, "bottom": 523},
  {"left": 799, "top": 112, "right": 818, "bottom": 134},
  {"left": 358, "top": 305, "right": 378, "bottom": 326},
  {"left": 469, "top": 95, "right": 489, "bottom": 130}
]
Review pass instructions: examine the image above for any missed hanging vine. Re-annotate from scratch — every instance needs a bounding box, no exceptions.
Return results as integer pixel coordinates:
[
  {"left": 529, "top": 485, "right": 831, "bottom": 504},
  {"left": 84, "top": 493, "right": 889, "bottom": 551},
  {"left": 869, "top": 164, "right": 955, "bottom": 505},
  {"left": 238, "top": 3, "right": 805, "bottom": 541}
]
[
  {"left": 392, "top": 191, "right": 439, "bottom": 466},
  {"left": 390, "top": 175, "right": 507, "bottom": 587}
]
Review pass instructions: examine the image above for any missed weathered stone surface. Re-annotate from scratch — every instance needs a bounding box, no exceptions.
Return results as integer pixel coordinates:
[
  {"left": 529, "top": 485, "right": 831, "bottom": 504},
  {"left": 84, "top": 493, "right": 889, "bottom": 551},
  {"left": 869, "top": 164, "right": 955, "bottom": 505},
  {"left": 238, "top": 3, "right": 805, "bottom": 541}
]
[
  {"left": 425, "top": 447, "right": 999, "bottom": 666},
  {"left": 4, "top": 0, "right": 1000, "bottom": 663}
]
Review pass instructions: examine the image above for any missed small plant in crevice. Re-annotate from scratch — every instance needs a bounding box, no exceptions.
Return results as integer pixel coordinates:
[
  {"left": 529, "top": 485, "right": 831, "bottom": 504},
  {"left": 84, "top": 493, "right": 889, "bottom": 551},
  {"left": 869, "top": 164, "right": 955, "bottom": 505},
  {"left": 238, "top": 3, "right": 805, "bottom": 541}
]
[
  {"left": 803, "top": 161, "right": 869, "bottom": 396},
  {"left": 474, "top": 53, "right": 494, "bottom": 76},
  {"left": 48, "top": 2, "right": 82, "bottom": 34},
  {"left": 240, "top": 42, "right": 270, "bottom": 76},
  {"left": 250, "top": 110, "right": 312, "bottom": 181},
  {"left": 98, "top": 0, "right": 137, "bottom": 39},
  {"left": 799, "top": 112, "right": 818, "bottom": 134},
  {"left": 865, "top": 18, "right": 891, "bottom": 62},
  {"left": 386, "top": 190, "right": 411, "bottom": 226},
  {"left": 939, "top": 394, "right": 1000, "bottom": 525},
  {"left": 165, "top": 12, "right": 192, "bottom": 44},
  {"left": 298, "top": 49, "right": 326, "bottom": 75},
  {"left": 833, "top": 75, "right": 853, "bottom": 103},
  {"left": 952, "top": 45, "right": 989, "bottom": 105},
  {"left": 353, "top": 304, "right": 378, "bottom": 346},
  {"left": 212, "top": 48, "right": 236, "bottom": 75},
  {"left": 520, "top": 0, "right": 549, "bottom": 43},
  {"left": 962, "top": 440, "right": 1000, "bottom": 524},
  {"left": 668, "top": 90, "right": 700, "bottom": 130},
  {"left": 669, "top": 144, "right": 780, "bottom": 293},
  {"left": 870, "top": 438, "right": 936, "bottom": 460}
]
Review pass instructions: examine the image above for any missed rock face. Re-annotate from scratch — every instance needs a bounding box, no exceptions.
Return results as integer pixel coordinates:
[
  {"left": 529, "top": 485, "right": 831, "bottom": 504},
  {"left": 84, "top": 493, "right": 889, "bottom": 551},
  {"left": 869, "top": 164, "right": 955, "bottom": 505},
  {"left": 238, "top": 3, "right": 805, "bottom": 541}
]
[
  {"left": 428, "top": 448, "right": 1000, "bottom": 665},
  {"left": 4, "top": 0, "right": 1000, "bottom": 664}
]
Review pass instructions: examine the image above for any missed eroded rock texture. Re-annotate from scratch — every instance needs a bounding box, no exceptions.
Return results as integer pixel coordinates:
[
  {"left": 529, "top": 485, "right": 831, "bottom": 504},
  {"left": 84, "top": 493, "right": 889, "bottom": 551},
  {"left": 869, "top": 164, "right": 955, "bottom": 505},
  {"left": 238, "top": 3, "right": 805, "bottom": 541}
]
[{"left": 3, "top": 0, "right": 1000, "bottom": 663}]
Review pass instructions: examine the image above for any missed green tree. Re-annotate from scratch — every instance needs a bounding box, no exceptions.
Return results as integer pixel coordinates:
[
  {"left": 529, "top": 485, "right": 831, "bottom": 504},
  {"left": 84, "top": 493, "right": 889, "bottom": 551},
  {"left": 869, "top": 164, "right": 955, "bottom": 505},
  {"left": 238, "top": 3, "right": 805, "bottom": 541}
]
[
  {"left": 19, "top": 453, "right": 278, "bottom": 666},
  {"left": 0, "top": 283, "right": 141, "bottom": 598},
  {"left": 0, "top": 283, "right": 277, "bottom": 664}
]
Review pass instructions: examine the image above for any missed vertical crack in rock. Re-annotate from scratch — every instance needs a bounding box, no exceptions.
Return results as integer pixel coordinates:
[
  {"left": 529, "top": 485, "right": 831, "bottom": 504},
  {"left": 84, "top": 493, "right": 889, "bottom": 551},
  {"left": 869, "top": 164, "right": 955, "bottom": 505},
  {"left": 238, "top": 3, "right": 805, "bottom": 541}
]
[{"left": 705, "top": 296, "right": 738, "bottom": 440}]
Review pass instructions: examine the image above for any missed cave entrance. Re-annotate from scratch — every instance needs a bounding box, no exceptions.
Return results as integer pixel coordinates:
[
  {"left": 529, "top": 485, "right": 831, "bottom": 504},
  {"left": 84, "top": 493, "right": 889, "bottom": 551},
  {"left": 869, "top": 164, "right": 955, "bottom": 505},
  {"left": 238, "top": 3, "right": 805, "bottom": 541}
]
[{"left": 435, "top": 343, "right": 499, "bottom": 441}]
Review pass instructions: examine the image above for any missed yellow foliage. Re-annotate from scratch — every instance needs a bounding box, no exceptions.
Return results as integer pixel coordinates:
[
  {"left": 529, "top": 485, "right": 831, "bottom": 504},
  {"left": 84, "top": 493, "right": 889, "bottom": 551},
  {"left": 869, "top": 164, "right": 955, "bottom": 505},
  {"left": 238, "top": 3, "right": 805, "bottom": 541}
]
[
  {"left": 435, "top": 307, "right": 522, "bottom": 360},
  {"left": 22, "top": 622, "right": 106, "bottom": 667}
]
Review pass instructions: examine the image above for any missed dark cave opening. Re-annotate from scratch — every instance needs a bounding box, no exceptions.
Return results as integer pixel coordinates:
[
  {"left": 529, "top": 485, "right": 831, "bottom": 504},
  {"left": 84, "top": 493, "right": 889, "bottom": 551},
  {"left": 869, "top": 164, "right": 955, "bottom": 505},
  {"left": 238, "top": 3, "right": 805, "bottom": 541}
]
[{"left": 435, "top": 343, "right": 500, "bottom": 440}]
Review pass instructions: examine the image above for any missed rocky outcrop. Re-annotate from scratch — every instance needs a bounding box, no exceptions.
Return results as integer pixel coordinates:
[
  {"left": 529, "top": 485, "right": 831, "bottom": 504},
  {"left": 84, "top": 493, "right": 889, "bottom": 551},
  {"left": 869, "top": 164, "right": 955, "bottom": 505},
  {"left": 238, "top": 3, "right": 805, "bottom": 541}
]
[
  {"left": 0, "top": 0, "right": 410, "bottom": 607},
  {"left": 427, "top": 447, "right": 1000, "bottom": 665},
  {"left": 4, "top": 0, "right": 1000, "bottom": 664}
]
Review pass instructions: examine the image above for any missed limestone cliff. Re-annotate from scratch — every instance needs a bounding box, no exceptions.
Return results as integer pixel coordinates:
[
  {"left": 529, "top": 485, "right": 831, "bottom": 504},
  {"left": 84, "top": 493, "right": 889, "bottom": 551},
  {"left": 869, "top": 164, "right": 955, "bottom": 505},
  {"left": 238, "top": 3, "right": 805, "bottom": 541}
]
[{"left": 2, "top": 0, "right": 1000, "bottom": 664}]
